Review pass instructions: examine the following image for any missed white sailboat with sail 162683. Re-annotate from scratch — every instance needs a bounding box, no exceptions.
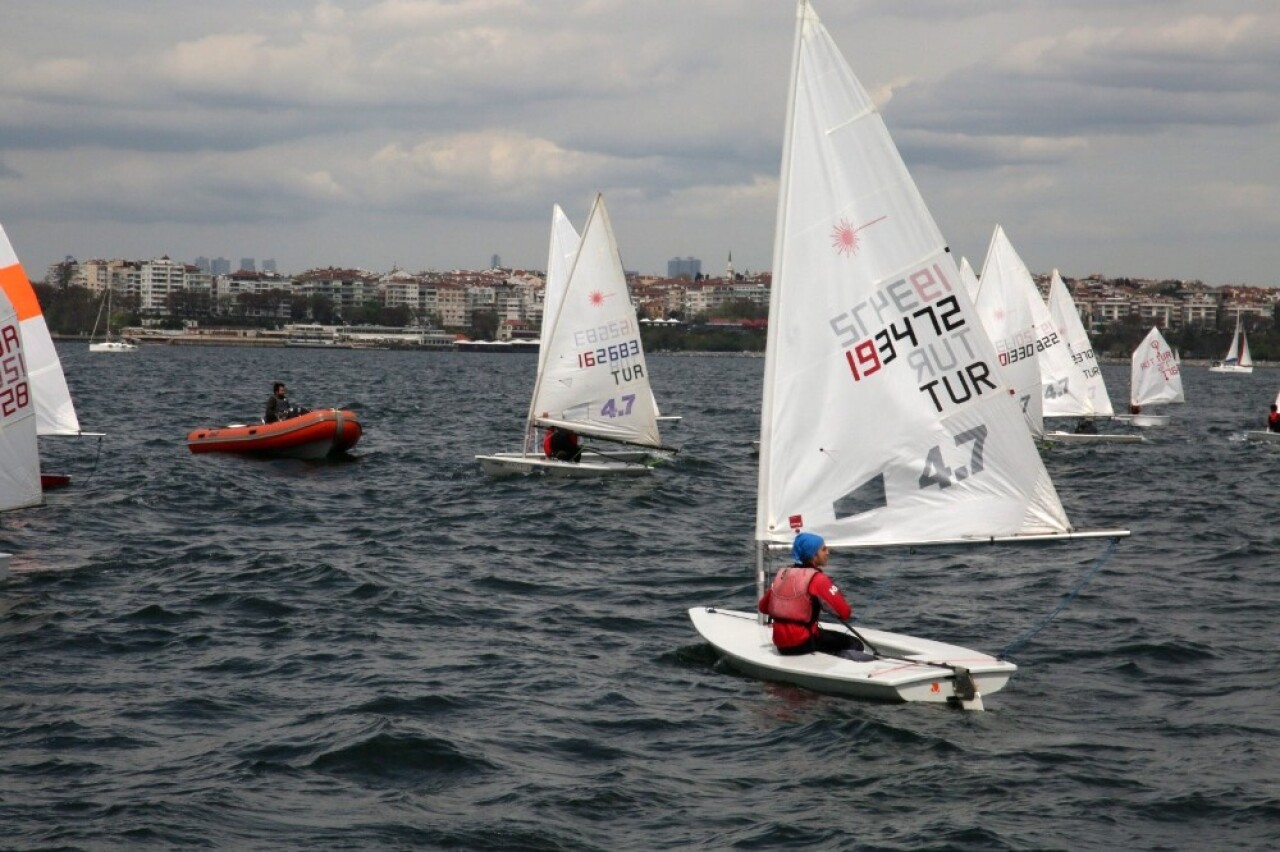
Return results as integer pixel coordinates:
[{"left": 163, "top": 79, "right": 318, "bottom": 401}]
[
  {"left": 688, "top": 0, "right": 1128, "bottom": 710},
  {"left": 476, "top": 195, "right": 675, "bottom": 478}
]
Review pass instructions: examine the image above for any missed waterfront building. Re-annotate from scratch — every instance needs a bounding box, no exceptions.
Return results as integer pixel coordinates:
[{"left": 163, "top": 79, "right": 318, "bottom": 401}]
[{"left": 668, "top": 256, "right": 701, "bottom": 279}]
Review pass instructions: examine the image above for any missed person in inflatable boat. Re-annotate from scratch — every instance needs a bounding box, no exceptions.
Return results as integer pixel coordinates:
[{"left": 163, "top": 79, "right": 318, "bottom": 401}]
[
  {"left": 264, "top": 382, "right": 289, "bottom": 423},
  {"left": 758, "top": 532, "right": 862, "bottom": 656}
]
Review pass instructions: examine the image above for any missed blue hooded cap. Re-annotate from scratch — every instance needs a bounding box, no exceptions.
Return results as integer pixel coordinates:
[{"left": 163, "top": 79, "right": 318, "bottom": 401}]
[{"left": 791, "top": 532, "right": 825, "bottom": 565}]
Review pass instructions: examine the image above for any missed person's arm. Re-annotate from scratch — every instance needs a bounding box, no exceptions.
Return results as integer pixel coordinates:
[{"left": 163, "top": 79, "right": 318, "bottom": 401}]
[{"left": 809, "top": 573, "right": 852, "bottom": 622}]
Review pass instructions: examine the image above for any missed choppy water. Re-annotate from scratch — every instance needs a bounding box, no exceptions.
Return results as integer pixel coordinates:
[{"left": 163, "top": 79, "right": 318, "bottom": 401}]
[{"left": 2, "top": 346, "right": 1278, "bottom": 850}]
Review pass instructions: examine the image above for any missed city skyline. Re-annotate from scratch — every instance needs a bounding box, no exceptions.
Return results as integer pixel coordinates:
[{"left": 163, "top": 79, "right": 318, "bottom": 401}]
[{"left": 2, "top": 1, "right": 1278, "bottom": 287}]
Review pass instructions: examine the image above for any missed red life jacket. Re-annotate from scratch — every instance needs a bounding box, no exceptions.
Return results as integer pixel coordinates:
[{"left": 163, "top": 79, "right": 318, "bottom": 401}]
[
  {"left": 543, "top": 431, "right": 554, "bottom": 457},
  {"left": 765, "top": 567, "right": 818, "bottom": 624}
]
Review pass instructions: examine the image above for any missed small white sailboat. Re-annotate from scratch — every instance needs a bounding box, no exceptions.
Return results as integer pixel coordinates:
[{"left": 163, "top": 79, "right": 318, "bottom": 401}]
[
  {"left": 0, "top": 223, "right": 102, "bottom": 490},
  {"left": 1244, "top": 389, "right": 1280, "bottom": 444},
  {"left": 689, "top": 0, "right": 1127, "bottom": 710},
  {"left": 476, "top": 195, "right": 673, "bottom": 478},
  {"left": 1124, "top": 326, "right": 1184, "bottom": 427},
  {"left": 1208, "top": 312, "right": 1253, "bottom": 374},
  {"left": 88, "top": 285, "right": 137, "bottom": 352},
  {"left": 0, "top": 276, "right": 44, "bottom": 581},
  {"left": 1041, "top": 270, "right": 1143, "bottom": 444}
]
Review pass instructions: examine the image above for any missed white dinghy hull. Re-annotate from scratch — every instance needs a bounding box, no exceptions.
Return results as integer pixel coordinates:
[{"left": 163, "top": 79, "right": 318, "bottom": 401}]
[
  {"left": 1112, "top": 414, "right": 1169, "bottom": 429},
  {"left": 475, "top": 452, "right": 650, "bottom": 479},
  {"left": 1043, "top": 431, "right": 1145, "bottom": 445},
  {"left": 1244, "top": 431, "right": 1280, "bottom": 444},
  {"left": 689, "top": 607, "right": 1015, "bottom": 709}
]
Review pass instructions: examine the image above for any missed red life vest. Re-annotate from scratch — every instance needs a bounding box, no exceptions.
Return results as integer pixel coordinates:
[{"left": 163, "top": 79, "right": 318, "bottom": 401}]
[{"left": 765, "top": 567, "right": 818, "bottom": 624}]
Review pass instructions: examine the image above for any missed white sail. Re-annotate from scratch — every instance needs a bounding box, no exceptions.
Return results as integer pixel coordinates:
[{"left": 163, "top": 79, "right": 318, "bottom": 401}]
[
  {"left": 536, "top": 206, "right": 581, "bottom": 375},
  {"left": 958, "top": 256, "right": 980, "bottom": 302},
  {"left": 970, "top": 226, "right": 1063, "bottom": 438},
  {"left": 0, "top": 224, "right": 81, "bottom": 435},
  {"left": 529, "top": 194, "right": 662, "bottom": 448},
  {"left": 1046, "top": 270, "right": 1114, "bottom": 417},
  {"left": 1222, "top": 320, "right": 1241, "bottom": 364},
  {"left": 1239, "top": 326, "right": 1253, "bottom": 367},
  {"left": 1130, "top": 327, "right": 1184, "bottom": 407},
  {"left": 0, "top": 278, "right": 43, "bottom": 512},
  {"left": 756, "top": 4, "right": 1070, "bottom": 549}
]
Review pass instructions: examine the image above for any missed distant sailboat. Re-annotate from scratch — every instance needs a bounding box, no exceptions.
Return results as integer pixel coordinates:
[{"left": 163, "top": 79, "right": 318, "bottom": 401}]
[
  {"left": 88, "top": 285, "right": 137, "bottom": 352},
  {"left": 1126, "top": 327, "right": 1184, "bottom": 427},
  {"left": 689, "top": 0, "right": 1127, "bottom": 710},
  {"left": 1041, "top": 270, "right": 1142, "bottom": 444},
  {"left": 476, "top": 195, "right": 674, "bottom": 478},
  {"left": 0, "top": 223, "right": 102, "bottom": 489},
  {"left": 1208, "top": 312, "right": 1252, "bottom": 374}
]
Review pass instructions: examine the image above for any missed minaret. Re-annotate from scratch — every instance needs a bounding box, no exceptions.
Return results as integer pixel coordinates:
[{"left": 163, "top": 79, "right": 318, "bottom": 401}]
[{"left": 726, "top": 251, "right": 734, "bottom": 280}]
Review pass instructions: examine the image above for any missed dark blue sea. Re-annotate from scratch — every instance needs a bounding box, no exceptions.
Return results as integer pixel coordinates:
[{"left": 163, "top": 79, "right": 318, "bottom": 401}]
[{"left": 2, "top": 346, "right": 1278, "bottom": 850}]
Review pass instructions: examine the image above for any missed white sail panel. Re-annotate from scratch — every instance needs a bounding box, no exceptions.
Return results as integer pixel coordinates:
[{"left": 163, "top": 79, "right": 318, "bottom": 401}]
[
  {"left": 756, "top": 3, "right": 1069, "bottom": 549},
  {"left": 958, "top": 257, "right": 980, "bottom": 302},
  {"left": 971, "top": 226, "right": 1050, "bottom": 437},
  {"left": 529, "top": 194, "right": 662, "bottom": 447},
  {"left": 1240, "top": 327, "right": 1253, "bottom": 367},
  {"left": 1046, "top": 270, "right": 1114, "bottom": 417},
  {"left": 0, "top": 224, "right": 81, "bottom": 436},
  {"left": 1222, "top": 319, "right": 1241, "bottom": 364},
  {"left": 0, "top": 281, "right": 42, "bottom": 511},
  {"left": 536, "top": 206, "right": 581, "bottom": 375},
  {"left": 1130, "top": 327, "right": 1184, "bottom": 407}
]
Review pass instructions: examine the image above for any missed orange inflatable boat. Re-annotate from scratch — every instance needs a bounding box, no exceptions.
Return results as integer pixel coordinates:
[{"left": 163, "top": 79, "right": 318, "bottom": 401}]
[{"left": 187, "top": 409, "right": 362, "bottom": 460}]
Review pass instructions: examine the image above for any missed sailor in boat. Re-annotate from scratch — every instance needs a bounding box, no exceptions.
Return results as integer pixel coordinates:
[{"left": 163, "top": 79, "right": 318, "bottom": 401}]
[
  {"left": 1074, "top": 417, "right": 1098, "bottom": 434},
  {"left": 542, "top": 426, "right": 583, "bottom": 463},
  {"left": 1268, "top": 404, "right": 1280, "bottom": 433},
  {"left": 758, "top": 533, "right": 864, "bottom": 658}
]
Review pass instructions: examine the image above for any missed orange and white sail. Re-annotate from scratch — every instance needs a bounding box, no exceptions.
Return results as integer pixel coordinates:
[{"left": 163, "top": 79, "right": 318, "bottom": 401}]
[
  {"left": 0, "top": 223, "right": 81, "bottom": 435},
  {"left": 0, "top": 268, "right": 43, "bottom": 512}
]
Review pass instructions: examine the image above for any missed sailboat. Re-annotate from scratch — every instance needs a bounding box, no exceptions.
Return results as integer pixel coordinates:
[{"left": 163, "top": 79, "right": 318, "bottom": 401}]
[
  {"left": 1124, "top": 326, "right": 1183, "bottom": 427},
  {"left": 1208, "top": 311, "right": 1252, "bottom": 374},
  {"left": 88, "top": 285, "right": 137, "bottom": 352},
  {"left": 476, "top": 195, "right": 674, "bottom": 478},
  {"left": 1041, "top": 270, "right": 1142, "bottom": 444},
  {"left": 689, "top": 0, "right": 1127, "bottom": 710},
  {"left": 0, "top": 223, "right": 101, "bottom": 489},
  {"left": 970, "top": 226, "right": 1075, "bottom": 442},
  {"left": 0, "top": 274, "right": 44, "bottom": 581}
]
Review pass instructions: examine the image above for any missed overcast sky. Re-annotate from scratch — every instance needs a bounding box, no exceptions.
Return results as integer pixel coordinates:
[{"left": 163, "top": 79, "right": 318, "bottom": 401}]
[{"left": 2, "top": 0, "right": 1277, "bottom": 285}]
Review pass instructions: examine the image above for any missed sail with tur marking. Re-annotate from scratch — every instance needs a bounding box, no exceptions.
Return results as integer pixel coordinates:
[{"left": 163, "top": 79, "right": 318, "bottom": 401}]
[
  {"left": 756, "top": 3, "right": 1069, "bottom": 548},
  {"left": 528, "top": 194, "right": 662, "bottom": 448}
]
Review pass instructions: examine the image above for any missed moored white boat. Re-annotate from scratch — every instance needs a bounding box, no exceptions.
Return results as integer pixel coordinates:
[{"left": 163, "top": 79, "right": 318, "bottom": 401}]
[
  {"left": 1208, "top": 312, "right": 1252, "bottom": 374},
  {"left": 88, "top": 285, "right": 137, "bottom": 352}
]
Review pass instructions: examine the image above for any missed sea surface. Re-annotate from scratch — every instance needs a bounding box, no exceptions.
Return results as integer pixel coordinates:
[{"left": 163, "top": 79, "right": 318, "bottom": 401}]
[{"left": 2, "top": 346, "right": 1278, "bottom": 850}]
